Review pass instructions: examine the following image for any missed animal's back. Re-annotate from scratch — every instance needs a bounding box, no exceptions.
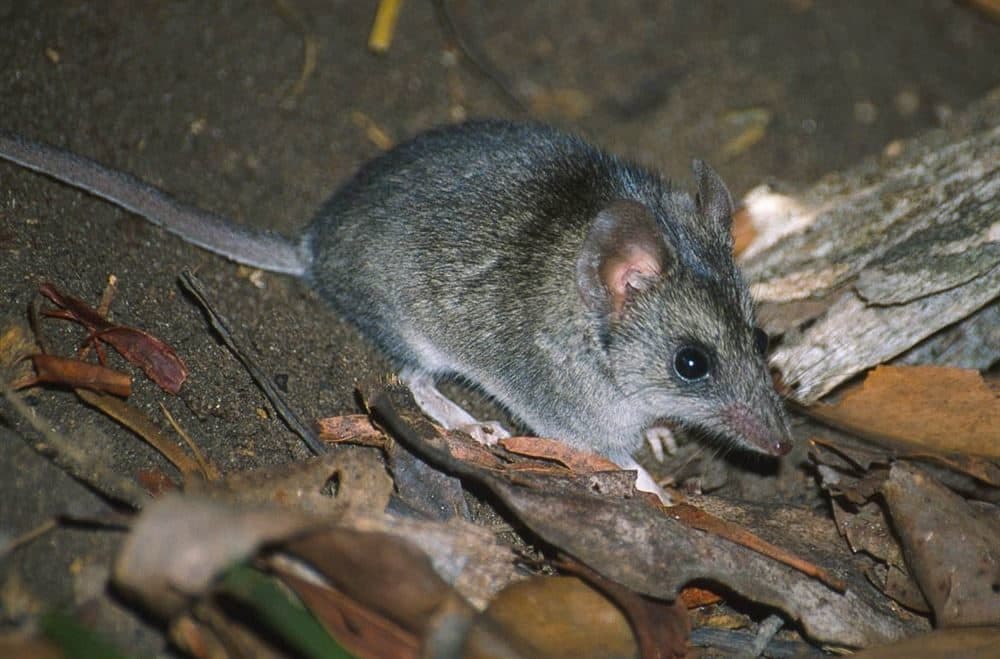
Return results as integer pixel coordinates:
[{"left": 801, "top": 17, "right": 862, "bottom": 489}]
[{"left": 305, "top": 120, "right": 664, "bottom": 373}]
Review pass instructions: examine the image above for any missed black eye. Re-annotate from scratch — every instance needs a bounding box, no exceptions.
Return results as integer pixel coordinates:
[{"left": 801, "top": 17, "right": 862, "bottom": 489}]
[
  {"left": 753, "top": 327, "right": 769, "bottom": 356},
  {"left": 674, "top": 346, "right": 710, "bottom": 381}
]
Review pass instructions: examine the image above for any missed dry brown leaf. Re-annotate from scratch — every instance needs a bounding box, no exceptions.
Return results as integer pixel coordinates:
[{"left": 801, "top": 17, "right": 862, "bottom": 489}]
[
  {"left": 500, "top": 436, "right": 619, "bottom": 472},
  {"left": 344, "top": 514, "right": 524, "bottom": 611},
  {"left": 731, "top": 206, "right": 757, "bottom": 257},
  {"left": 670, "top": 502, "right": 846, "bottom": 593},
  {"left": 807, "top": 365, "right": 1000, "bottom": 457},
  {"left": 852, "top": 626, "right": 1000, "bottom": 659},
  {"left": 39, "top": 282, "right": 188, "bottom": 394},
  {"left": 476, "top": 576, "right": 638, "bottom": 659},
  {"left": 880, "top": 463, "right": 1000, "bottom": 627},
  {"left": 75, "top": 388, "right": 203, "bottom": 478},
  {"left": 135, "top": 468, "right": 180, "bottom": 497},
  {"left": 191, "top": 447, "right": 393, "bottom": 517},
  {"left": 0, "top": 636, "right": 62, "bottom": 659},
  {"left": 283, "top": 529, "right": 471, "bottom": 635},
  {"left": 678, "top": 587, "right": 723, "bottom": 609},
  {"left": 556, "top": 559, "right": 690, "bottom": 659},
  {"left": 113, "top": 495, "right": 318, "bottom": 619},
  {"left": 279, "top": 571, "right": 419, "bottom": 659},
  {"left": 0, "top": 320, "right": 39, "bottom": 386}
]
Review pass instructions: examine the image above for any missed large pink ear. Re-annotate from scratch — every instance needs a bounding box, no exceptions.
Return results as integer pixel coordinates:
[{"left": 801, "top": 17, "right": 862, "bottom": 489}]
[{"left": 576, "top": 200, "right": 673, "bottom": 316}]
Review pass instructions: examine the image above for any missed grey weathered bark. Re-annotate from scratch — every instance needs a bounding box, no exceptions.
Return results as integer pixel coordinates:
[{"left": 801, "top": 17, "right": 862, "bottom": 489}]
[{"left": 738, "top": 87, "right": 999, "bottom": 404}]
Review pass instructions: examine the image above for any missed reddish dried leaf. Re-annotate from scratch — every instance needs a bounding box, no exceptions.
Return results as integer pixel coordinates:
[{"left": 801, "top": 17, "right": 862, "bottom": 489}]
[
  {"left": 283, "top": 529, "right": 468, "bottom": 636},
  {"left": 39, "top": 282, "right": 188, "bottom": 394},
  {"left": 38, "top": 282, "right": 111, "bottom": 330},
  {"left": 678, "top": 587, "right": 723, "bottom": 609},
  {"left": 136, "top": 468, "right": 180, "bottom": 497},
  {"left": 808, "top": 365, "right": 1000, "bottom": 458},
  {"left": 500, "top": 436, "right": 620, "bottom": 472},
  {"left": 731, "top": 206, "right": 757, "bottom": 256},
  {"left": 26, "top": 353, "right": 132, "bottom": 397},
  {"left": 670, "top": 502, "right": 846, "bottom": 593},
  {"left": 316, "top": 414, "right": 385, "bottom": 444},
  {"left": 95, "top": 326, "right": 187, "bottom": 394}
]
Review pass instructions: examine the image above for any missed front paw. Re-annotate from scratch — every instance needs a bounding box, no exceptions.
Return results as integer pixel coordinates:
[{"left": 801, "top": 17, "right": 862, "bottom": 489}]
[
  {"left": 645, "top": 425, "right": 678, "bottom": 462},
  {"left": 457, "top": 420, "right": 510, "bottom": 446}
]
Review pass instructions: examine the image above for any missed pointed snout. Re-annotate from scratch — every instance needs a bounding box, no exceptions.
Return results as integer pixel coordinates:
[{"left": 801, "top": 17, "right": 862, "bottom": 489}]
[{"left": 721, "top": 401, "right": 793, "bottom": 457}]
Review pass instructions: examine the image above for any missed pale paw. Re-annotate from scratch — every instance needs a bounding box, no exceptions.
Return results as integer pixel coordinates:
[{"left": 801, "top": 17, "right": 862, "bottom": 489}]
[
  {"left": 644, "top": 425, "right": 678, "bottom": 462},
  {"left": 457, "top": 420, "right": 510, "bottom": 446}
]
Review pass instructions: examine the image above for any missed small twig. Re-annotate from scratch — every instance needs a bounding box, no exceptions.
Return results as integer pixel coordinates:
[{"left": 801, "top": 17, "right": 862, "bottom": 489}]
[
  {"left": 0, "top": 382, "right": 150, "bottom": 509},
  {"left": 272, "top": 0, "right": 319, "bottom": 107},
  {"left": 368, "top": 0, "right": 404, "bottom": 53},
  {"left": 178, "top": 271, "right": 325, "bottom": 455},
  {"left": 160, "top": 402, "right": 220, "bottom": 481},
  {"left": 1, "top": 509, "right": 132, "bottom": 559},
  {"left": 432, "top": 0, "right": 528, "bottom": 113},
  {"left": 1, "top": 518, "right": 57, "bottom": 558},
  {"left": 75, "top": 388, "right": 204, "bottom": 478},
  {"left": 97, "top": 273, "right": 119, "bottom": 317}
]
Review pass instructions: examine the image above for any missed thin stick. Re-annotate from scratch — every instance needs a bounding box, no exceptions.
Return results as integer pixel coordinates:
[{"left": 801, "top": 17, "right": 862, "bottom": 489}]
[
  {"left": 432, "top": 0, "right": 528, "bottom": 113},
  {"left": 1, "top": 518, "right": 57, "bottom": 558},
  {"left": 178, "top": 271, "right": 325, "bottom": 455},
  {"left": 160, "top": 402, "right": 221, "bottom": 481},
  {"left": 0, "top": 384, "right": 150, "bottom": 509}
]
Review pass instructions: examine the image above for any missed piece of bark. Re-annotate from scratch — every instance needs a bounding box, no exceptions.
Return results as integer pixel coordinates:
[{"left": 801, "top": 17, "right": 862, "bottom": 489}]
[{"left": 739, "top": 87, "right": 1000, "bottom": 403}]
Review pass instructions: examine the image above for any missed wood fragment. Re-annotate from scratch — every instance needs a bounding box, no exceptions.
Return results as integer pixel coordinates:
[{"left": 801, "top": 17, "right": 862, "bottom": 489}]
[
  {"left": 24, "top": 353, "right": 132, "bottom": 397},
  {"left": 740, "top": 88, "right": 1000, "bottom": 403}
]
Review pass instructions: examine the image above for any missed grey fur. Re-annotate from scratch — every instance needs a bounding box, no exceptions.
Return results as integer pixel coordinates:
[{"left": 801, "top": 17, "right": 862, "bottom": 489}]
[{"left": 0, "top": 120, "right": 790, "bottom": 463}]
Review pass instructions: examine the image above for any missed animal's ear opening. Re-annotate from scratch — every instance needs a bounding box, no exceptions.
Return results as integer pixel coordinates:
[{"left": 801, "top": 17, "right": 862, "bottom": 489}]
[
  {"left": 576, "top": 200, "right": 673, "bottom": 317},
  {"left": 693, "top": 159, "right": 734, "bottom": 233}
]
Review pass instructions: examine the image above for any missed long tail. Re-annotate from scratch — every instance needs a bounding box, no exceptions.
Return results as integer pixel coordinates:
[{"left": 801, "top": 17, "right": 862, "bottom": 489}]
[{"left": 0, "top": 132, "right": 308, "bottom": 276}]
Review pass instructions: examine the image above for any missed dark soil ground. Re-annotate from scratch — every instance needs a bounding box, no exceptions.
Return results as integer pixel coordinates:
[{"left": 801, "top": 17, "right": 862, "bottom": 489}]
[{"left": 0, "top": 1, "right": 997, "bottom": 655}]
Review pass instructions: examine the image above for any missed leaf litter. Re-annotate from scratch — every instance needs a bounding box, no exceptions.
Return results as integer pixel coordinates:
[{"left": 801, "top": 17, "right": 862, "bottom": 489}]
[{"left": 1, "top": 272, "right": 997, "bottom": 658}]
